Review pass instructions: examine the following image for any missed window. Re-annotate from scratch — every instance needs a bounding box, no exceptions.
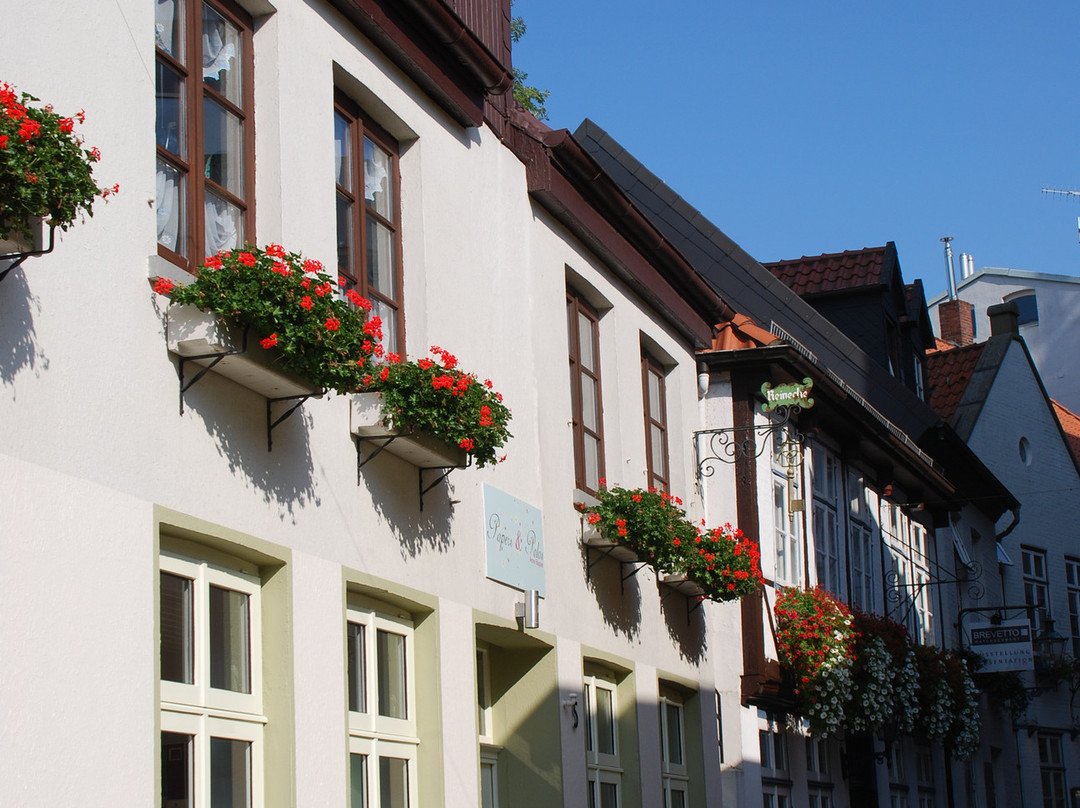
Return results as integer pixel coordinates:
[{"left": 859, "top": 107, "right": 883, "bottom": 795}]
[
  {"left": 806, "top": 736, "right": 830, "bottom": 778},
  {"left": 584, "top": 668, "right": 620, "bottom": 808},
  {"left": 772, "top": 428, "right": 803, "bottom": 586},
  {"left": 155, "top": 0, "right": 254, "bottom": 269},
  {"left": 334, "top": 99, "right": 404, "bottom": 355},
  {"left": 659, "top": 686, "right": 688, "bottom": 808},
  {"left": 1022, "top": 547, "right": 1049, "bottom": 629},
  {"left": 641, "top": 352, "right": 669, "bottom": 491},
  {"left": 568, "top": 291, "right": 605, "bottom": 495},
  {"left": 1038, "top": 733, "right": 1066, "bottom": 808},
  {"left": 808, "top": 792, "right": 834, "bottom": 808},
  {"left": 1005, "top": 290, "right": 1039, "bottom": 326},
  {"left": 758, "top": 710, "right": 787, "bottom": 773},
  {"left": 476, "top": 645, "right": 499, "bottom": 808},
  {"left": 811, "top": 445, "right": 842, "bottom": 595},
  {"left": 1066, "top": 558, "right": 1080, "bottom": 657},
  {"left": 848, "top": 472, "right": 877, "bottom": 613},
  {"left": 160, "top": 547, "right": 264, "bottom": 807},
  {"left": 347, "top": 601, "right": 417, "bottom": 808}
]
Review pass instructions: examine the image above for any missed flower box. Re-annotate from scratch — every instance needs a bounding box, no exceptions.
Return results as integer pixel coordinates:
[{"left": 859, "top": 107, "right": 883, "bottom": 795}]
[
  {"left": 580, "top": 521, "right": 640, "bottom": 565},
  {"left": 0, "top": 217, "right": 43, "bottom": 256},
  {"left": 658, "top": 571, "right": 706, "bottom": 598},
  {"left": 351, "top": 392, "right": 467, "bottom": 469},
  {"left": 167, "top": 304, "right": 319, "bottom": 399}
]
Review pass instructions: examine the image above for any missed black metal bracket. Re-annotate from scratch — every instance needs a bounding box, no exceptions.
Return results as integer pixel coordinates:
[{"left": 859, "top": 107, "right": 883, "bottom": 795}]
[
  {"left": 177, "top": 325, "right": 250, "bottom": 415},
  {"left": 585, "top": 543, "right": 620, "bottom": 581},
  {"left": 0, "top": 225, "right": 56, "bottom": 283},
  {"left": 694, "top": 403, "right": 805, "bottom": 483},
  {"left": 887, "top": 559, "right": 985, "bottom": 627},
  {"left": 266, "top": 393, "right": 317, "bottom": 452},
  {"left": 659, "top": 579, "right": 706, "bottom": 624},
  {"left": 419, "top": 465, "right": 457, "bottom": 512},
  {"left": 353, "top": 435, "right": 468, "bottom": 510}
]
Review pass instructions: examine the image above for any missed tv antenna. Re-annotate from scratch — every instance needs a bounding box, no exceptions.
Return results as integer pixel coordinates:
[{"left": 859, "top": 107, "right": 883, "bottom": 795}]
[{"left": 1041, "top": 187, "right": 1080, "bottom": 242}]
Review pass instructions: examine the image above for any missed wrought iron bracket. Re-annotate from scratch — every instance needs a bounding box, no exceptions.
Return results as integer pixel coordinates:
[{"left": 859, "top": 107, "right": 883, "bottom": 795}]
[
  {"left": 659, "top": 582, "right": 705, "bottom": 625},
  {"left": 0, "top": 225, "right": 55, "bottom": 283},
  {"left": 266, "top": 393, "right": 318, "bottom": 452},
  {"left": 886, "top": 560, "right": 985, "bottom": 627},
  {"left": 694, "top": 403, "right": 805, "bottom": 483},
  {"left": 353, "top": 435, "right": 468, "bottom": 510},
  {"left": 419, "top": 465, "right": 458, "bottom": 512}
]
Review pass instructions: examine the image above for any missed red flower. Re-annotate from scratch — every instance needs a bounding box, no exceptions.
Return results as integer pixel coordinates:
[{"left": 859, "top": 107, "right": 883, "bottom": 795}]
[
  {"left": 299, "top": 296, "right": 313, "bottom": 310},
  {"left": 302, "top": 258, "right": 323, "bottom": 273},
  {"left": 418, "top": 358, "right": 434, "bottom": 370},
  {"left": 17, "top": 119, "right": 40, "bottom": 140},
  {"left": 0, "top": 135, "right": 7, "bottom": 149},
  {"left": 266, "top": 243, "right": 286, "bottom": 258},
  {"left": 237, "top": 252, "right": 256, "bottom": 266},
  {"left": 379, "top": 367, "right": 390, "bottom": 382},
  {"left": 204, "top": 254, "right": 223, "bottom": 269},
  {"left": 325, "top": 317, "right": 340, "bottom": 331},
  {"left": 153, "top": 277, "right": 174, "bottom": 295},
  {"left": 459, "top": 438, "right": 475, "bottom": 451},
  {"left": 59, "top": 117, "right": 74, "bottom": 133},
  {"left": 260, "top": 333, "right": 278, "bottom": 349}
]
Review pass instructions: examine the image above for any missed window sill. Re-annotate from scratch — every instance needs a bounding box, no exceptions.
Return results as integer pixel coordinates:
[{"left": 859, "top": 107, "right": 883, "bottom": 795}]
[
  {"left": 657, "top": 571, "right": 706, "bottom": 599},
  {"left": 166, "top": 304, "right": 320, "bottom": 399},
  {"left": 580, "top": 521, "right": 640, "bottom": 566},
  {"left": 350, "top": 392, "right": 467, "bottom": 470}
]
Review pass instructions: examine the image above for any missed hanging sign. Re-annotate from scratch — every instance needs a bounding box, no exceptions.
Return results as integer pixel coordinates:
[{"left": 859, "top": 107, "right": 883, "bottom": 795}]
[
  {"left": 484, "top": 484, "right": 545, "bottom": 597},
  {"left": 761, "top": 377, "right": 814, "bottom": 412},
  {"left": 968, "top": 619, "right": 1034, "bottom": 672}
]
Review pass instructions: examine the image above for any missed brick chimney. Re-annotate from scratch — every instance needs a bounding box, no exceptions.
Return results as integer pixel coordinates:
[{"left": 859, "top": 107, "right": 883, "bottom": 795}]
[
  {"left": 938, "top": 298, "right": 976, "bottom": 346},
  {"left": 988, "top": 301, "right": 1020, "bottom": 337}
]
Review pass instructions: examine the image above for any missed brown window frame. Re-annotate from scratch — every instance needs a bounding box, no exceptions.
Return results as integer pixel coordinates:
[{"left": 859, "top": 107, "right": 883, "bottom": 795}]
[
  {"left": 567, "top": 290, "right": 605, "bottom": 495},
  {"left": 334, "top": 95, "right": 405, "bottom": 355},
  {"left": 641, "top": 351, "right": 669, "bottom": 491},
  {"left": 155, "top": 0, "right": 256, "bottom": 272}
]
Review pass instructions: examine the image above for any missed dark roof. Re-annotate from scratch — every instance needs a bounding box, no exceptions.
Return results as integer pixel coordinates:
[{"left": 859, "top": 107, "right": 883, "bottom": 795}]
[
  {"left": 925, "top": 342, "right": 986, "bottom": 423},
  {"left": 572, "top": 119, "right": 940, "bottom": 443},
  {"left": 763, "top": 245, "right": 892, "bottom": 297}
]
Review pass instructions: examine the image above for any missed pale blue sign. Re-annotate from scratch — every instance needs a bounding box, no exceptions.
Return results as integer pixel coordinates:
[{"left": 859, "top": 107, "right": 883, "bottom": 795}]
[{"left": 484, "top": 483, "right": 545, "bottom": 597}]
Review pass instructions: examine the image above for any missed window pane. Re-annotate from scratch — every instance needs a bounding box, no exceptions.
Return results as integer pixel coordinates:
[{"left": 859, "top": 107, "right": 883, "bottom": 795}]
[
  {"left": 581, "top": 377, "right": 599, "bottom": 432},
  {"left": 160, "top": 572, "right": 193, "bottom": 684},
  {"left": 669, "top": 787, "right": 687, "bottom": 808},
  {"left": 209, "top": 585, "right": 250, "bottom": 693},
  {"left": 584, "top": 683, "right": 594, "bottom": 752},
  {"left": 650, "top": 425, "right": 666, "bottom": 480},
  {"left": 156, "top": 61, "right": 185, "bottom": 155},
  {"left": 647, "top": 369, "right": 662, "bottom": 415},
  {"left": 204, "top": 189, "right": 243, "bottom": 255},
  {"left": 364, "top": 137, "right": 393, "bottom": 217},
  {"left": 665, "top": 703, "right": 683, "bottom": 765},
  {"left": 369, "top": 297, "right": 398, "bottom": 358},
  {"left": 162, "top": 731, "right": 193, "bottom": 808},
  {"left": 480, "top": 760, "right": 496, "bottom": 808},
  {"left": 584, "top": 434, "right": 601, "bottom": 493},
  {"left": 599, "top": 782, "right": 618, "bottom": 808},
  {"left": 347, "top": 622, "right": 367, "bottom": 713},
  {"left": 578, "top": 313, "right": 596, "bottom": 371},
  {"left": 596, "top": 686, "right": 615, "bottom": 756},
  {"left": 350, "top": 753, "right": 368, "bottom": 808},
  {"left": 203, "top": 98, "right": 244, "bottom": 197},
  {"left": 157, "top": 159, "right": 185, "bottom": 255},
  {"left": 366, "top": 219, "right": 396, "bottom": 298},
  {"left": 155, "top": 0, "right": 185, "bottom": 58},
  {"left": 335, "top": 112, "right": 352, "bottom": 190},
  {"left": 379, "top": 756, "right": 409, "bottom": 808},
  {"left": 202, "top": 3, "right": 242, "bottom": 105},
  {"left": 377, "top": 629, "right": 407, "bottom": 719},
  {"left": 210, "top": 737, "right": 251, "bottom": 808},
  {"left": 337, "top": 192, "right": 354, "bottom": 277}
]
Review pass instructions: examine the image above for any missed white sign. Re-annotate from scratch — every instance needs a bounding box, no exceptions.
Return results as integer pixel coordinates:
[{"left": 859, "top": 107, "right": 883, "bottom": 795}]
[
  {"left": 968, "top": 619, "right": 1034, "bottom": 673},
  {"left": 483, "top": 484, "right": 545, "bottom": 597}
]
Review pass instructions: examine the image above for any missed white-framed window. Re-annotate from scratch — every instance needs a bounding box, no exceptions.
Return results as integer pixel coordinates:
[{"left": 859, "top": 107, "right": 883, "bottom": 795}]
[
  {"left": 476, "top": 644, "right": 501, "bottom": 808},
  {"left": 808, "top": 790, "right": 834, "bottom": 808},
  {"left": 659, "top": 685, "right": 688, "bottom": 808},
  {"left": 1066, "top": 558, "right": 1080, "bottom": 657},
  {"left": 762, "top": 785, "right": 792, "bottom": 808},
  {"left": 347, "top": 599, "right": 418, "bottom": 808},
  {"left": 1022, "top": 547, "right": 1050, "bottom": 629},
  {"left": 889, "top": 791, "right": 911, "bottom": 808},
  {"left": 585, "top": 668, "right": 621, "bottom": 808},
  {"left": 160, "top": 546, "right": 265, "bottom": 808},
  {"left": 915, "top": 745, "right": 934, "bottom": 785},
  {"left": 848, "top": 472, "right": 877, "bottom": 613},
  {"left": 805, "top": 735, "right": 830, "bottom": 778},
  {"left": 1038, "top": 733, "right": 1067, "bottom": 808},
  {"left": 811, "top": 444, "right": 842, "bottom": 595},
  {"left": 772, "top": 428, "right": 803, "bottom": 586},
  {"left": 758, "top": 710, "right": 787, "bottom": 773}
]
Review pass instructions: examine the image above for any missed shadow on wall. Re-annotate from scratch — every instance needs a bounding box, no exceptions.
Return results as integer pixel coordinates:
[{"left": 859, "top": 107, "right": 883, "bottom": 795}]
[
  {"left": 0, "top": 266, "right": 49, "bottom": 391},
  {"left": 661, "top": 588, "right": 708, "bottom": 664},
  {"left": 176, "top": 367, "right": 320, "bottom": 521},
  {"left": 581, "top": 544, "right": 643, "bottom": 641},
  {"left": 360, "top": 445, "right": 455, "bottom": 557}
]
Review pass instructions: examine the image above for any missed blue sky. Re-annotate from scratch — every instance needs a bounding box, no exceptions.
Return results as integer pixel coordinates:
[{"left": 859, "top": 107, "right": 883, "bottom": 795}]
[{"left": 512, "top": 1, "right": 1080, "bottom": 301}]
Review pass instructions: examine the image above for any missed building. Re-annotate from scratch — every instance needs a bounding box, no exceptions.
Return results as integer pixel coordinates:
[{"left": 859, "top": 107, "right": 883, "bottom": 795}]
[{"left": 928, "top": 266, "right": 1080, "bottom": 412}]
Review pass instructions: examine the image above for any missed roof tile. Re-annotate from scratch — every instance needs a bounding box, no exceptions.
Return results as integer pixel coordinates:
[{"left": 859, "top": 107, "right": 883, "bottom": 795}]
[
  {"left": 925, "top": 343, "right": 985, "bottom": 421},
  {"left": 1053, "top": 400, "right": 1080, "bottom": 465},
  {"left": 763, "top": 246, "right": 889, "bottom": 296}
]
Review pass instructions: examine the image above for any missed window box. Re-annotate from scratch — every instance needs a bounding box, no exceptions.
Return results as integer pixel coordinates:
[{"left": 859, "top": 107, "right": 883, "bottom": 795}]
[
  {"left": 351, "top": 391, "right": 467, "bottom": 469},
  {"left": 167, "top": 304, "right": 319, "bottom": 399},
  {"left": 0, "top": 217, "right": 44, "bottom": 256},
  {"left": 580, "top": 521, "right": 640, "bottom": 565},
  {"left": 658, "top": 571, "right": 706, "bottom": 598}
]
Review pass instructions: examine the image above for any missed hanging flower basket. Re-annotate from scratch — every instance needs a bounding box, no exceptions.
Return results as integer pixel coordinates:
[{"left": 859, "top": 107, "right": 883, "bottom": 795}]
[{"left": 351, "top": 391, "right": 467, "bottom": 469}]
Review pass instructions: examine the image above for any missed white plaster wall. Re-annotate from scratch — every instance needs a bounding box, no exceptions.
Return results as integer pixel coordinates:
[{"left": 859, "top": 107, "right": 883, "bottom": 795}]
[{"left": 0, "top": 0, "right": 738, "bottom": 804}]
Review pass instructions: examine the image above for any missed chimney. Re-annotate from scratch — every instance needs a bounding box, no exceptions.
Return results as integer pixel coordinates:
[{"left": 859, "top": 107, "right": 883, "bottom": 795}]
[
  {"left": 988, "top": 301, "right": 1020, "bottom": 337},
  {"left": 938, "top": 298, "right": 976, "bottom": 346}
]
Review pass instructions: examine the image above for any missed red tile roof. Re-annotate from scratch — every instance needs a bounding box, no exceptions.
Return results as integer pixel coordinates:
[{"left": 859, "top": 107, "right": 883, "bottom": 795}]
[
  {"left": 1053, "top": 400, "right": 1080, "bottom": 465},
  {"left": 925, "top": 342, "right": 985, "bottom": 421},
  {"left": 712, "top": 312, "right": 780, "bottom": 351},
  {"left": 763, "top": 245, "right": 888, "bottom": 296}
]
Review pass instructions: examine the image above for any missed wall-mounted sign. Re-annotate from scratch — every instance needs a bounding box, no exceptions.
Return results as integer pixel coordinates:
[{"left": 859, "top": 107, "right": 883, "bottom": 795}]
[
  {"left": 968, "top": 619, "right": 1034, "bottom": 672},
  {"left": 484, "top": 484, "right": 545, "bottom": 597},
  {"left": 761, "top": 377, "right": 814, "bottom": 412}
]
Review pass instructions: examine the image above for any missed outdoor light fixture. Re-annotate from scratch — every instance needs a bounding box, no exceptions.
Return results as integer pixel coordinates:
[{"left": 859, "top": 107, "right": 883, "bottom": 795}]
[
  {"left": 1034, "top": 617, "right": 1067, "bottom": 670},
  {"left": 562, "top": 692, "right": 579, "bottom": 729},
  {"left": 515, "top": 589, "right": 540, "bottom": 629}
]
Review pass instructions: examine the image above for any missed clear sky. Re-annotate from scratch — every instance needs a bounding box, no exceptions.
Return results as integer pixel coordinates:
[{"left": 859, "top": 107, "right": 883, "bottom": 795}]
[{"left": 511, "top": 0, "right": 1080, "bottom": 302}]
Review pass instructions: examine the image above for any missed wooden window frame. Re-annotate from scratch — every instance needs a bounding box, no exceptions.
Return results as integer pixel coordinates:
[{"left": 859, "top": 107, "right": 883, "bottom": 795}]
[
  {"left": 335, "top": 95, "right": 405, "bottom": 355},
  {"left": 567, "top": 290, "right": 605, "bottom": 495},
  {"left": 641, "top": 352, "right": 669, "bottom": 491},
  {"left": 155, "top": 0, "right": 256, "bottom": 271}
]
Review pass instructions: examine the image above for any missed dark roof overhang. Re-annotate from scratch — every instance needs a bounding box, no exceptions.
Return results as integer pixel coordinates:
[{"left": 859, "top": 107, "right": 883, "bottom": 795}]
[{"left": 328, "top": 0, "right": 513, "bottom": 128}]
